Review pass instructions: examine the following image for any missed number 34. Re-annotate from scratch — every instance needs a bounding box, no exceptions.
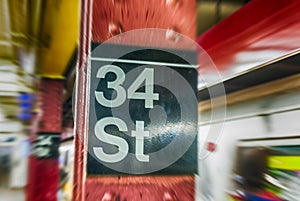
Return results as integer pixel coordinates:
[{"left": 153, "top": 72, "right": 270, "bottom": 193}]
[{"left": 95, "top": 65, "right": 159, "bottom": 108}]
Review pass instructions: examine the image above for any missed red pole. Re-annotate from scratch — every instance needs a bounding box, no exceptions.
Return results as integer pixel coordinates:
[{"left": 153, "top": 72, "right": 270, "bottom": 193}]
[
  {"left": 74, "top": 0, "right": 197, "bottom": 200},
  {"left": 26, "top": 78, "right": 64, "bottom": 201}
]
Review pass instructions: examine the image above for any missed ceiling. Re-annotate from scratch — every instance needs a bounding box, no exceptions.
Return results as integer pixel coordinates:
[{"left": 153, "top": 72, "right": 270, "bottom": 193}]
[
  {"left": 197, "top": 0, "right": 300, "bottom": 77},
  {"left": 196, "top": 0, "right": 246, "bottom": 35},
  {"left": 0, "top": 0, "right": 247, "bottom": 78},
  {"left": 0, "top": 0, "right": 79, "bottom": 78}
]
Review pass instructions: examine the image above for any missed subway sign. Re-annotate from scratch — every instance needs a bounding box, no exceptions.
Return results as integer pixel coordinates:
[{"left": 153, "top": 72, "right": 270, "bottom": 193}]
[{"left": 87, "top": 43, "right": 198, "bottom": 175}]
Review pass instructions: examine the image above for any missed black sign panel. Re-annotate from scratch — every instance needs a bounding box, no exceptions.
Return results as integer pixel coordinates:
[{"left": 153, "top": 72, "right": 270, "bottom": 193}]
[
  {"left": 32, "top": 133, "right": 60, "bottom": 159},
  {"left": 87, "top": 43, "right": 198, "bottom": 175}
]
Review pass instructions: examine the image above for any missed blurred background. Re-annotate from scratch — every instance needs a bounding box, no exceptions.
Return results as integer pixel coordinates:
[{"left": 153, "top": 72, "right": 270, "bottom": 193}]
[{"left": 1, "top": 0, "right": 300, "bottom": 200}]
